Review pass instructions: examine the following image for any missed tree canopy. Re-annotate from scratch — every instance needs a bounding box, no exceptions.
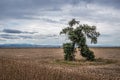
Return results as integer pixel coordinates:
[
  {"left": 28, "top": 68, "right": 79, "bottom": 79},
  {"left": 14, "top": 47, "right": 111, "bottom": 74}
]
[{"left": 60, "top": 19, "right": 100, "bottom": 61}]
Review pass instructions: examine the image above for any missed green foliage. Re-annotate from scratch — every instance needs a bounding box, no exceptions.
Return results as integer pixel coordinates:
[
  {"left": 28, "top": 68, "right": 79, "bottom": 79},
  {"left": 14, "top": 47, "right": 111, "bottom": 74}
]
[
  {"left": 63, "top": 43, "right": 75, "bottom": 61},
  {"left": 60, "top": 19, "right": 100, "bottom": 61},
  {"left": 68, "top": 18, "right": 79, "bottom": 27},
  {"left": 80, "top": 45, "right": 95, "bottom": 61}
]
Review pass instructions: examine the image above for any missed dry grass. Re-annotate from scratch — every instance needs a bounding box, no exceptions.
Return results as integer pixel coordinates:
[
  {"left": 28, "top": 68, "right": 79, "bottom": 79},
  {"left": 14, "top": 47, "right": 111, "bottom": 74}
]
[{"left": 0, "top": 48, "right": 120, "bottom": 80}]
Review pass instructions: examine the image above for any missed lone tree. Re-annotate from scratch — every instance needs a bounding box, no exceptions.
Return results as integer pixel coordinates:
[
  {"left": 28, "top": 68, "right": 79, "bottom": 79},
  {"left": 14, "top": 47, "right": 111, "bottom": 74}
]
[{"left": 60, "top": 19, "right": 100, "bottom": 61}]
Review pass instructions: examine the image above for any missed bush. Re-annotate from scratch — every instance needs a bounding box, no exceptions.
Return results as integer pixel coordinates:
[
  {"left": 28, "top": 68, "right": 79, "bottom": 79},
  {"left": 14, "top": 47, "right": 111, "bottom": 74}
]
[
  {"left": 63, "top": 43, "right": 75, "bottom": 61},
  {"left": 80, "top": 45, "right": 95, "bottom": 61}
]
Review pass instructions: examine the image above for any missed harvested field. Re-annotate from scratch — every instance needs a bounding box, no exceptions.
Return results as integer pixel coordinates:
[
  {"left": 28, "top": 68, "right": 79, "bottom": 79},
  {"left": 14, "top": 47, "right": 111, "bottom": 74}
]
[{"left": 0, "top": 48, "right": 120, "bottom": 80}]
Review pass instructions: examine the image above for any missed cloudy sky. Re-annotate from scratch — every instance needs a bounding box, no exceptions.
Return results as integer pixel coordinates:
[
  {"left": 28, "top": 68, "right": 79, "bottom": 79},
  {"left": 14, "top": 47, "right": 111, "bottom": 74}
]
[{"left": 0, "top": 0, "right": 120, "bottom": 46}]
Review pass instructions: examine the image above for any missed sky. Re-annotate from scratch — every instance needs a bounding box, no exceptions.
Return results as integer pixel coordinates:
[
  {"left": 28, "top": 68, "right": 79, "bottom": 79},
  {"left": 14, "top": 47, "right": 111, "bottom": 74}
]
[{"left": 0, "top": 0, "right": 120, "bottom": 46}]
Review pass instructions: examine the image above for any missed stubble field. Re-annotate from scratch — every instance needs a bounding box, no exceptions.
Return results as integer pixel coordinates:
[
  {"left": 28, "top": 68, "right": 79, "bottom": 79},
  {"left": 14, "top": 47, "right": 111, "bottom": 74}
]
[{"left": 0, "top": 48, "right": 120, "bottom": 80}]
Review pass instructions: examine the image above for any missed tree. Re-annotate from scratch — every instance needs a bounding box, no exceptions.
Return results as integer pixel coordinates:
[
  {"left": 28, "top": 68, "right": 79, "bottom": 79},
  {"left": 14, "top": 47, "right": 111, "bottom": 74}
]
[
  {"left": 63, "top": 43, "right": 75, "bottom": 61},
  {"left": 60, "top": 19, "right": 100, "bottom": 61}
]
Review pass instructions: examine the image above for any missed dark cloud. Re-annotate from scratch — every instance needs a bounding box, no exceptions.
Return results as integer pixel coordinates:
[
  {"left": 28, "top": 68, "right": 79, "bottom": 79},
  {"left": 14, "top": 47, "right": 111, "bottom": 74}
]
[
  {"left": 3, "top": 29, "right": 22, "bottom": 33},
  {"left": 92, "top": 0, "right": 120, "bottom": 9},
  {"left": 0, "top": 34, "right": 33, "bottom": 39},
  {"left": 2, "top": 29, "right": 37, "bottom": 34},
  {"left": 0, "top": 0, "right": 119, "bottom": 20},
  {"left": 0, "top": 32, "right": 59, "bottom": 40},
  {"left": 0, "top": 0, "right": 65, "bottom": 20},
  {"left": 0, "top": 33, "right": 31, "bottom": 39},
  {"left": 0, "top": 34, "right": 19, "bottom": 39}
]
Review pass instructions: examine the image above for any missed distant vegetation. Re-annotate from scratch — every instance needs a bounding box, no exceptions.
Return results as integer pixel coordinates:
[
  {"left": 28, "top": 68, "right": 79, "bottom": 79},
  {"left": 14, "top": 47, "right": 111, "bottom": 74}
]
[{"left": 60, "top": 19, "right": 100, "bottom": 61}]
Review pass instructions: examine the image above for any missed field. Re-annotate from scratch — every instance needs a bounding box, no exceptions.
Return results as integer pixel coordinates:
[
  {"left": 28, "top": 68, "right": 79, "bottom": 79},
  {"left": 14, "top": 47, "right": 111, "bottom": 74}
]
[{"left": 0, "top": 48, "right": 120, "bottom": 80}]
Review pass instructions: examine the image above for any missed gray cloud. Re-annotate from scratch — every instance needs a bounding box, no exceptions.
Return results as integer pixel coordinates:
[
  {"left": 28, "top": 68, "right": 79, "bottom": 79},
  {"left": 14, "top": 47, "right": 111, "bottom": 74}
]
[
  {"left": 0, "top": 34, "right": 19, "bottom": 39},
  {"left": 2, "top": 29, "right": 37, "bottom": 34},
  {"left": 92, "top": 0, "right": 120, "bottom": 9},
  {"left": 3, "top": 29, "right": 22, "bottom": 33},
  {"left": 0, "top": 0, "right": 64, "bottom": 20},
  {"left": 0, "top": 0, "right": 119, "bottom": 20},
  {"left": 0, "top": 34, "right": 33, "bottom": 39},
  {"left": 39, "top": 18, "right": 60, "bottom": 24},
  {"left": 0, "top": 32, "right": 59, "bottom": 40}
]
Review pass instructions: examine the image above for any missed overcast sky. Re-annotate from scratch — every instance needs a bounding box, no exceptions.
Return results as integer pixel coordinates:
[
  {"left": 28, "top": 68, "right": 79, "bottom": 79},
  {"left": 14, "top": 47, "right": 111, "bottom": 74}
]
[{"left": 0, "top": 0, "right": 120, "bottom": 46}]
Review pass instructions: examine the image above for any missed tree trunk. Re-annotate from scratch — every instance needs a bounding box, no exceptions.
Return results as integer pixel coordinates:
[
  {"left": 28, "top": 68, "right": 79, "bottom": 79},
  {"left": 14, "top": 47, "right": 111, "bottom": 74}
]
[{"left": 72, "top": 42, "right": 75, "bottom": 60}]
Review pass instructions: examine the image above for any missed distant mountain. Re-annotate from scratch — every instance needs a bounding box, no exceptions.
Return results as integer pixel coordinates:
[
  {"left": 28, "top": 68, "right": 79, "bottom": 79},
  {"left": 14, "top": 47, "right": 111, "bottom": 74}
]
[
  {"left": 0, "top": 44, "right": 61, "bottom": 48},
  {"left": 0, "top": 44, "right": 119, "bottom": 48}
]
